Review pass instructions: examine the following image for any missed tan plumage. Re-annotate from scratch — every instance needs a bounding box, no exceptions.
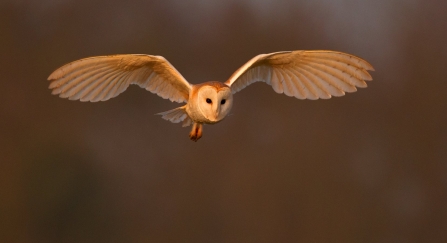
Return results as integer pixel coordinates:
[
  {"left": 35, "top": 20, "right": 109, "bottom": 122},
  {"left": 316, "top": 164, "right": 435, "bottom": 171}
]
[{"left": 48, "top": 50, "right": 374, "bottom": 141}]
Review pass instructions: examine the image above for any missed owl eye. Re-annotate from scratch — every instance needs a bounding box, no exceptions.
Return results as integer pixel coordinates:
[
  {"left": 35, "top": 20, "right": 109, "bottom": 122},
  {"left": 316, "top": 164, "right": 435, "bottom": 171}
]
[
  {"left": 206, "top": 98, "right": 212, "bottom": 104},
  {"left": 221, "top": 99, "right": 226, "bottom": 105}
]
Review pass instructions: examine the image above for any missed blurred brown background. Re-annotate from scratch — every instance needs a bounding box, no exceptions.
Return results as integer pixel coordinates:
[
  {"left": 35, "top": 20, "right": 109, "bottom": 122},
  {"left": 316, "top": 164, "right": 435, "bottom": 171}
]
[{"left": 1, "top": 0, "right": 446, "bottom": 242}]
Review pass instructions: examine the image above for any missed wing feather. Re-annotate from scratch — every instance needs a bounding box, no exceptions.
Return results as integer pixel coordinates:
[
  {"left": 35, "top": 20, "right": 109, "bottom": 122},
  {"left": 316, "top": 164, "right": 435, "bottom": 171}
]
[
  {"left": 284, "top": 68, "right": 306, "bottom": 99},
  {"left": 48, "top": 54, "right": 191, "bottom": 103},
  {"left": 302, "top": 56, "right": 373, "bottom": 81},
  {"left": 145, "top": 73, "right": 161, "bottom": 92},
  {"left": 160, "top": 83, "right": 172, "bottom": 99},
  {"left": 139, "top": 71, "right": 154, "bottom": 88},
  {"left": 289, "top": 68, "right": 319, "bottom": 100},
  {"left": 287, "top": 68, "right": 317, "bottom": 100},
  {"left": 283, "top": 71, "right": 295, "bottom": 97},
  {"left": 155, "top": 79, "right": 168, "bottom": 96},
  {"left": 303, "top": 63, "right": 357, "bottom": 93},
  {"left": 49, "top": 63, "right": 111, "bottom": 90},
  {"left": 103, "top": 71, "right": 133, "bottom": 101},
  {"left": 65, "top": 67, "right": 113, "bottom": 99},
  {"left": 79, "top": 69, "right": 122, "bottom": 101},
  {"left": 299, "top": 64, "right": 348, "bottom": 94},
  {"left": 301, "top": 51, "right": 374, "bottom": 71},
  {"left": 93, "top": 71, "right": 129, "bottom": 102},
  {"left": 81, "top": 70, "right": 123, "bottom": 102},
  {"left": 294, "top": 66, "right": 332, "bottom": 99},
  {"left": 271, "top": 69, "right": 284, "bottom": 94},
  {"left": 225, "top": 50, "right": 373, "bottom": 100},
  {"left": 302, "top": 61, "right": 366, "bottom": 88}
]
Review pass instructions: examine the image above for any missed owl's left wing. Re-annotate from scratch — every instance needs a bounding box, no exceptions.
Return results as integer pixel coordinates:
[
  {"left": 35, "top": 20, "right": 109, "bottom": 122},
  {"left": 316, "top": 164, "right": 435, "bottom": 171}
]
[{"left": 224, "top": 50, "right": 374, "bottom": 100}]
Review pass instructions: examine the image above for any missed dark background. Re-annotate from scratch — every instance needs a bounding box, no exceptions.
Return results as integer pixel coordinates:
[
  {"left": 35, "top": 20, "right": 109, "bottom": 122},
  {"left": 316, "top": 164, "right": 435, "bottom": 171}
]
[{"left": 1, "top": 0, "right": 446, "bottom": 242}]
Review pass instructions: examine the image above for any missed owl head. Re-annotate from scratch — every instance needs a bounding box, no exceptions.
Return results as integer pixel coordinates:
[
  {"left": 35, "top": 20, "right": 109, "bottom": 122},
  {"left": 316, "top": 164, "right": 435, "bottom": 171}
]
[{"left": 196, "top": 82, "right": 233, "bottom": 123}]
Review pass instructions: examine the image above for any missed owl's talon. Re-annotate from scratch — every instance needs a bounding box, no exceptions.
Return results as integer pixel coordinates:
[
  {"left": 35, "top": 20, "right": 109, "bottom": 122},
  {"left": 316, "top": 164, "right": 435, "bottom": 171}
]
[
  {"left": 189, "top": 133, "right": 201, "bottom": 142},
  {"left": 189, "top": 123, "right": 203, "bottom": 142}
]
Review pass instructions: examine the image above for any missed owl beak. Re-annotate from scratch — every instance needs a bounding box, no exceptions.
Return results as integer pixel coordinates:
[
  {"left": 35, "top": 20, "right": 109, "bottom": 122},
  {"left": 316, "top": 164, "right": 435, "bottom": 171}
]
[{"left": 213, "top": 106, "right": 220, "bottom": 120}]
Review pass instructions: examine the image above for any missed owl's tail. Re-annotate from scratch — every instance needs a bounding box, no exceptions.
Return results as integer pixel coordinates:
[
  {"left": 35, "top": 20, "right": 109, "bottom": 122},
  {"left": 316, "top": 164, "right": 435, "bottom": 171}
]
[{"left": 156, "top": 105, "right": 192, "bottom": 127}]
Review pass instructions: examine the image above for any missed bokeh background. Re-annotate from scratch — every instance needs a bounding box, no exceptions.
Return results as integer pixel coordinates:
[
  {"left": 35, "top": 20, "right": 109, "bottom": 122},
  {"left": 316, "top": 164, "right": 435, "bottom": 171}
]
[{"left": 1, "top": 0, "right": 446, "bottom": 242}]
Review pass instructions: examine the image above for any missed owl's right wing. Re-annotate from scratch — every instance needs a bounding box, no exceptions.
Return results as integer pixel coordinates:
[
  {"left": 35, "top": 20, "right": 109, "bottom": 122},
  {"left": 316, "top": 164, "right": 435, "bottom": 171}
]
[
  {"left": 48, "top": 54, "right": 192, "bottom": 103},
  {"left": 224, "top": 50, "right": 374, "bottom": 100}
]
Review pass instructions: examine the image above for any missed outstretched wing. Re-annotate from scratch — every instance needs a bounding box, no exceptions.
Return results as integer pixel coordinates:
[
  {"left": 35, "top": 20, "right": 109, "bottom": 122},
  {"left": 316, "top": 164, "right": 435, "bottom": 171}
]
[
  {"left": 224, "top": 50, "right": 374, "bottom": 100},
  {"left": 48, "top": 54, "right": 192, "bottom": 103}
]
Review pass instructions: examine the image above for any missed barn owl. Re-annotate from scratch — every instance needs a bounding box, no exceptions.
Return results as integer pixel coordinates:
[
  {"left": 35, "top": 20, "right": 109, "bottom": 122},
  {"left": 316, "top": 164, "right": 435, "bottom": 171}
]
[{"left": 48, "top": 50, "right": 374, "bottom": 141}]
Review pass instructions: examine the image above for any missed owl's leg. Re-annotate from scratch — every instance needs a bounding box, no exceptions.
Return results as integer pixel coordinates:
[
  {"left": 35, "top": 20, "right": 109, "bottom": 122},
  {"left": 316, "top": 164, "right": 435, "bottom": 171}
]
[{"left": 189, "top": 123, "right": 203, "bottom": 142}]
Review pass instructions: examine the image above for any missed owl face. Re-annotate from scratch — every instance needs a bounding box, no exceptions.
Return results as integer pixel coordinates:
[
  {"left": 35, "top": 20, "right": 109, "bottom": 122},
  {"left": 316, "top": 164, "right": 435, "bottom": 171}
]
[{"left": 196, "top": 85, "right": 233, "bottom": 123}]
